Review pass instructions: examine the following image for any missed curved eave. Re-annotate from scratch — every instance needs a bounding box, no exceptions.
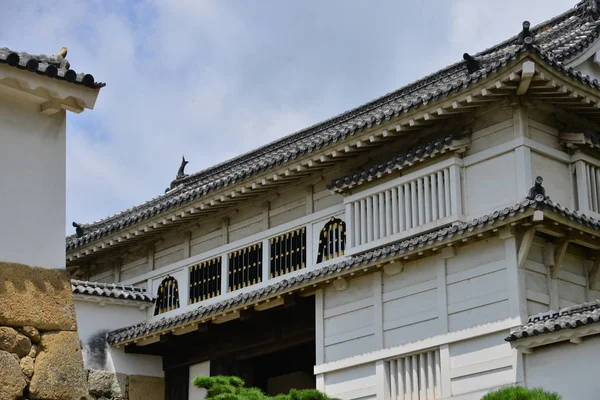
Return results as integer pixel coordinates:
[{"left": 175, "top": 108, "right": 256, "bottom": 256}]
[{"left": 0, "top": 64, "right": 101, "bottom": 112}]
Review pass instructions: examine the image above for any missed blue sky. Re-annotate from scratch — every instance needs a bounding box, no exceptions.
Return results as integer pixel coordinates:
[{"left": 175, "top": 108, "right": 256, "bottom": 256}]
[{"left": 0, "top": 0, "right": 576, "bottom": 234}]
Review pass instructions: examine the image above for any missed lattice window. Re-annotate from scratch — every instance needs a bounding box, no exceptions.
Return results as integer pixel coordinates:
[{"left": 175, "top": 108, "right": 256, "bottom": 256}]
[
  {"left": 228, "top": 243, "right": 262, "bottom": 291},
  {"left": 270, "top": 227, "right": 306, "bottom": 278},
  {"left": 388, "top": 349, "right": 442, "bottom": 400},
  {"left": 316, "top": 217, "right": 346, "bottom": 263},
  {"left": 189, "top": 256, "right": 222, "bottom": 304},
  {"left": 154, "top": 276, "right": 180, "bottom": 316}
]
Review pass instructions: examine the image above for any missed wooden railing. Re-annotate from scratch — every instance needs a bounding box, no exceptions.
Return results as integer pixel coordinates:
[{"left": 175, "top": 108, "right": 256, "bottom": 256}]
[
  {"left": 189, "top": 256, "right": 222, "bottom": 304},
  {"left": 269, "top": 228, "right": 307, "bottom": 278},
  {"left": 388, "top": 349, "right": 442, "bottom": 400},
  {"left": 345, "top": 158, "right": 463, "bottom": 253},
  {"left": 574, "top": 158, "right": 600, "bottom": 216},
  {"left": 228, "top": 243, "right": 263, "bottom": 291}
]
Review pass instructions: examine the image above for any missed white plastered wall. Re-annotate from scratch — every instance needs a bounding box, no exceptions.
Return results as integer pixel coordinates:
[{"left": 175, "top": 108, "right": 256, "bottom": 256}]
[
  {"left": 524, "top": 335, "right": 600, "bottom": 400},
  {"left": 0, "top": 95, "right": 66, "bottom": 269},
  {"left": 74, "top": 300, "right": 163, "bottom": 377}
]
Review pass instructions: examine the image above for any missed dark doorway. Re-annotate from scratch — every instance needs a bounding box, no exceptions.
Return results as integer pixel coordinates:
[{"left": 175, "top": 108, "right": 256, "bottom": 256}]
[
  {"left": 157, "top": 294, "right": 316, "bottom": 399},
  {"left": 211, "top": 340, "right": 316, "bottom": 395}
]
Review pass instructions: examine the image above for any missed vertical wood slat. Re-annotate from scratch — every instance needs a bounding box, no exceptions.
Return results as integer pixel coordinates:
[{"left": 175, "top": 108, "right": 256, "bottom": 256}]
[
  {"left": 353, "top": 201, "right": 360, "bottom": 247},
  {"left": 345, "top": 203, "right": 353, "bottom": 249},
  {"left": 366, "top": 196, "right": 374, "bottom": 243},
  {"left": 434, "top": 349, "right": 442, "bottom": 398},
  {"left": 390, "top": 357, "right": 398, "bottom": 400},
  {"left": 424, "top": 175, "right": 431, "bottom": 224},
  {"left": 385, "top": 190, "right": 392, "bottom": 236},
  {"left": 398, "top": 185, "right": 405, "bottom": 233},
  {"left": 391, "top": 187, "right": 399, "bottom": 234},
  {"left": 360, "top": 199, "right": 367, "bottom": 245},
  {"left": 431, "top": 173, "right": 438, "bottom": 221},
  {"left": 437, "top": 171, "right": 445, "bottom": 218},
  {"left": 411, "top": 355, "right": 419, "bottom": 400},
  {"left": 404, "top": 183, "right": 411, "bottom": 230},
  {"left": 397, "top": 359, "right": 404, "bottom": 400},
  {"left": 410, "top": 180, "right": 418, "bottom": 229},
  {"left": 444, "top": 168, "right": 451, "bottom": 218},
  {"left": 379, "top": 193, "right": 386, "bottom": 239},
  {"left": 419, "top": 353, "right": 426, "bottom": 399},
  {"left": 373, "top": 195, "right": 380, "bottom": 241},
  {"left": 404, "top": 357, "right": 412, "bottom": 400},
  {"left": 590, "top": 165, "right": 598, "bottom": 212},
  {"left": 417, "top": 178, "right": 424, "bottom": 226}
]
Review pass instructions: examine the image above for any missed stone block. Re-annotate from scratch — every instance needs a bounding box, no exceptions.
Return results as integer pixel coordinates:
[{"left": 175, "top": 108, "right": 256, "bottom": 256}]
[
  {"left": 28, "top": 344, "right": 38, "bottom": 358},
  {"left": 128, "top": 375, "right": 165, "bottom": 400},
  {"left": 29, "top": 331, "right": 90, "bottom": 400},
  {"left": 88, "top": 369, "right": 128, "bottom": 398},
  {"left": 0, "top": 262, "right": 77, "bottom": 331},
  {"left": 19, "top": 326, "right": 41, "bottom": 344},
  {"left": 20, "top": 355, "right": 34, "bottom": 378},
  {"left": 0, "top": 327, "right": 31, "bottom": 358},
  {"left": 0, "top": 350, "right": 26, "bottom": 400}
]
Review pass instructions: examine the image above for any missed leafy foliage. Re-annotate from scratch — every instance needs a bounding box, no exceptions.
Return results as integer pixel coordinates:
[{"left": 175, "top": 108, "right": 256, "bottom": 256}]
[
  {"left": 193, "top": 376, "right": 339, "bottom": 400},
  {"left": 481, "top": 386, "right": 561, "bottom": 400}
]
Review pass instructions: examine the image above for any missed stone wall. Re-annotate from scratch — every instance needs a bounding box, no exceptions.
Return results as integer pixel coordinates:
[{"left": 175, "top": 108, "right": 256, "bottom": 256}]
[
  {"left": 86, "top": 370, "right": 165, "bottom": 400},
  {"left": 0, "top": 262, "right": 89, "bottom": 400}
]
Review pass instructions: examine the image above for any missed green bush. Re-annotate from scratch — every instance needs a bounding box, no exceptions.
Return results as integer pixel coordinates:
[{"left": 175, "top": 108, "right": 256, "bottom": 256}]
[
  {"left": 482, "top": 386, "right": 561, "bottom": 400},
  {"left": 192, "top": 376, "right": 339, "bottom": 400}
]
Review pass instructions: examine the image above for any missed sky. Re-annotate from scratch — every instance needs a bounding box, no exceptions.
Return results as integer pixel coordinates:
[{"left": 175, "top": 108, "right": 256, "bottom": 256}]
[{"left": 0, "top": 0, "right": 577, "bottom": 234}]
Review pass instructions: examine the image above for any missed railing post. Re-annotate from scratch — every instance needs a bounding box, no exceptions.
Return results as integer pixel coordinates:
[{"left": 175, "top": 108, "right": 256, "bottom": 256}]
[
  {"left": 345, "top": 203, "right": 353, "bottom": 250},
  {"left": 305, "top": 223, "right": 314, "bottom": 267},
  {"left": 262, "top": 238, "right": 270, "bottom": 281},
  {"left": 220, "top": 252, "right": 229, "bottom": 294},
  {"left": 449, "top": 163, "right": 463, "bottom": 217},
  {"left": 575, "top": 160, "right": 590, "bottom": 214}
]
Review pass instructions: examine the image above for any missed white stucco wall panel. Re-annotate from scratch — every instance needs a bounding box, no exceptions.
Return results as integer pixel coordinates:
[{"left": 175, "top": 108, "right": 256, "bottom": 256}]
[
  {"left": 325, "top": 335, "right": 375, "bottom": 363},
  {"left": 465, "top": 152, "right": 517, "bottom": 216},
  {"left": 324, "top": 274, "right": 373, "bottom": 310},
  {"left": 0, "top": 96, "right": 66, "bottom": 269},
  {"left": 468, "top": 109, "right": 514, "bottom": 155},
  {"left": 74, "top": 301, "right": 163, "bottom": 376},
  {"left": 189, "top": 361, "right": 210, "bottom": 400},
  {"left": 450, "top": 332, "right": 515, "bottom": 397},
  {"left": 324, "top": 363, "right": 376, "bottom": 400},
  {"left": 530, "top": 152, "right": 573, "bottom": 209},
  {"left": 446, "top": 239, "right": 509, "bottom": 331},
  {"left": 525, "top": 335, "right": 600, "bottom": 400}
]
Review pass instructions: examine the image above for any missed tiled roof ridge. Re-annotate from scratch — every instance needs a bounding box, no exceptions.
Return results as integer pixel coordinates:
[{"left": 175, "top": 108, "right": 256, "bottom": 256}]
[
  {"left": 327, "top": 133, "right": 470, "bottom": 191},
  {"left": 506, "top": 299, "right": 600, "bottom": 341},
  {"left": 0, "top": 47, "right": 105, "bottom": 89},
  {"left": 71, "top": 279, "right": 154, "bottom": 303},
  {"left": 67, "top": 2, "right": 600, "bottom": 250},
  {"left": 108, "top": 193, "right": 599, "bottom": 345}
]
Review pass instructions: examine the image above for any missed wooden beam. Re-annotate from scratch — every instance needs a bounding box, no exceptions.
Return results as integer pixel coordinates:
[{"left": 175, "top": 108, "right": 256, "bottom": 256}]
[
  {"left": 255, "top": 297, "right": 285, "bottom": 311},
  {"left": 517, "top": 228, "right": 536, "bottom": 269},
  {"left": 589, "top": 258, "right": 600, "bottom": 291},
  {"left": 551, "top": 240, "right": 570, "bottom": 279},
  {"left": 40, "top": 99, "right": 61, "bottom": 115}
]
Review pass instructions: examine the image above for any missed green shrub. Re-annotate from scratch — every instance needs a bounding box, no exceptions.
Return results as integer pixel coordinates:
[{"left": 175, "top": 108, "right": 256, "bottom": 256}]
[
  {"left": 482, "top": 386, "right": 561, "bottom": 400},
  {"left": 192, "top": 375, "right": 339, "bottom": 400}
]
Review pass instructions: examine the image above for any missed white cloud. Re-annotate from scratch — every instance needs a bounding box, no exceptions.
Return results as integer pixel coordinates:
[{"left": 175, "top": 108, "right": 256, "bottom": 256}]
[{"left": 0, "top": 0, "right": 586, "bottom": 232}]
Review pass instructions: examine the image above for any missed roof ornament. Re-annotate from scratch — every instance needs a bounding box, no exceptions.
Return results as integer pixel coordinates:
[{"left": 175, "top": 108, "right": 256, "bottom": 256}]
[
  {"left": 176, "top": 155, "right": 189, "bottom": 180},
  {"left": 526, "top": 176, "right": 547, "bottom": 200},
  {"left": 463, "top": 53, "right": 481, "bottom": 74},
  {"left": 518, "top": 21, "right": 534, "bottom": 45},
  {"left": 588, "top": 0, "right": 600, "bottom": 19},
  {"left": 72, "top": 222, "right": 85, "bottom": 238}
]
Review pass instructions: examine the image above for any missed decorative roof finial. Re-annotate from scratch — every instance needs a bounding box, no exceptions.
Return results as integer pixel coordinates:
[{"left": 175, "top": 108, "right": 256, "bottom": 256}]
[
  {"left": 589, "top": 0, "right": 600, "bottom": 19},
  {"left": 176, "top": 155, "right": 189, "bottom": 180},
  {"left": 526, "top": 176, "right": 547, "bottom": 200},
  {"left": 463, "top": 53, "right": 481, "bottom": 74},
  {"left": 518, "top": 21, "right": 533, "bottom": 45},
  {"left": 72, "top": 222, "right": 85, "bottom": 238}
]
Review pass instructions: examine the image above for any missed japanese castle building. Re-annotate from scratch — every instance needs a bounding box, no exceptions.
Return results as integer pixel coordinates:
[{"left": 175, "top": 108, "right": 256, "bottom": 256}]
[{"left": 67, "top": 1, "right": 600, "bottom": 399}]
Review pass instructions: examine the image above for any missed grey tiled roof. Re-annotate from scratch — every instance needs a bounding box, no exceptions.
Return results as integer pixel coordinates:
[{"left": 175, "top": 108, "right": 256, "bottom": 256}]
[
  {"left": 107, "top": 193, "right": 599, "bottom": 345},
  {"left": 327, "top": 134, "right": 469, "bottom": 191},
  {"left": 71, "top": 279, "right": 154, "bottom": 303},
  {"left": 67, "top": 1, "right": 600, "bottom": 252},
  {"left": 0, "top": 47, "right": 105, "bottom": 89},
  {"left": 506, "top": 300, "right": 600, "bottom": 341}
]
